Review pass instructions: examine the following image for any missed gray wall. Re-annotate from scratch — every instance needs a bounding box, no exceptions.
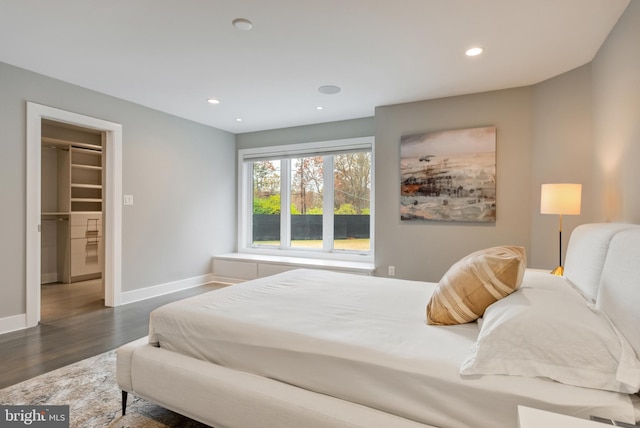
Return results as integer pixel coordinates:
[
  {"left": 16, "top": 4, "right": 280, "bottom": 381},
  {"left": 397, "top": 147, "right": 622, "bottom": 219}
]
[
  {"left": 375, "top": 89, "right": 533, "bottom": 281},
  {"left": 530, "top": 64, "right": 596, "bottom": 268},
  {"left": 592, "top": 0, "right": 640, "bottom": 223},
  {"left": 236, "top": 117, "right": 374, "bottom": 150},
  {"left": 0, "top": 62, "right": 236, "bottom": 319}
]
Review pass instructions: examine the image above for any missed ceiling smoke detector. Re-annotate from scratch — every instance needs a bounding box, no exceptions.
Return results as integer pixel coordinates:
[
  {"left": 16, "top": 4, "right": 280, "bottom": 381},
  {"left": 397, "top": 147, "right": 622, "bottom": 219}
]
[
  {"left": 232, "top": 18, "right": 253, "bottom": 31},
  {"left": 318, "top": 85, "right": 341, "bottom": 95}
]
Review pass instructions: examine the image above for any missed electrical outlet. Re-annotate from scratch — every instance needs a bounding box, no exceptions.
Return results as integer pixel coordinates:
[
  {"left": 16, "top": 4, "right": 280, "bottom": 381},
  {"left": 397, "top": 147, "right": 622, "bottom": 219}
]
[{"left": 388, "top": 266, "right": 395, "bottom": 276}]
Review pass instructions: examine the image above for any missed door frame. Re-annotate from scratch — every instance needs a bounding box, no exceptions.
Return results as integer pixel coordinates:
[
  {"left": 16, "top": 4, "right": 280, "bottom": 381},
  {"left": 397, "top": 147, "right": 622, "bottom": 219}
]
[{"left": 26, "top": 102, "right": 123, "bottom": 327}]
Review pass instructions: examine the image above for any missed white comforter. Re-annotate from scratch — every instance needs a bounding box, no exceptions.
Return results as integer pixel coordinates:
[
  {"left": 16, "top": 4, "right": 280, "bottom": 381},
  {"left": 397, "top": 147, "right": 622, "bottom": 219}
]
[{"left": 148, "top": 269, "right": 636, "bottom": 428}]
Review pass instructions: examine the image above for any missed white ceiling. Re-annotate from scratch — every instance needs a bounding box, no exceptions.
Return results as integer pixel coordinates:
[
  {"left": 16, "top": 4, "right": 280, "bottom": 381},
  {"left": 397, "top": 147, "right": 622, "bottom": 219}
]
[{"left": 0, "top": 0, "right": 629, "bottom": 134}]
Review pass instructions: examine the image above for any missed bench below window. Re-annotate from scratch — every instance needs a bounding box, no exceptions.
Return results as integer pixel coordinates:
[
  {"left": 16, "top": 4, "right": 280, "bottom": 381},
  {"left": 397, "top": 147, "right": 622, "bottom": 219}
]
[{"left": 212, "top": 253, "right": 375, "bottom": 283}]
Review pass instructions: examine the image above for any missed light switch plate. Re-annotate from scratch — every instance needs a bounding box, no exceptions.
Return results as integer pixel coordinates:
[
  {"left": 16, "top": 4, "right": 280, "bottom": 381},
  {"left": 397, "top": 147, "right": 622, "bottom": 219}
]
[{"left": 123, "top": 195, "right": 134, "bottom": 205}]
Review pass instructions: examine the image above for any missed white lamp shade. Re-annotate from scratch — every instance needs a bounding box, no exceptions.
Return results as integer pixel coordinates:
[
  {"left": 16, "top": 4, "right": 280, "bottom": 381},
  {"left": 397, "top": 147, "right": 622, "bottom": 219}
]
[{"left": 540, "top": 183, "right": 582, "bottom": 215}]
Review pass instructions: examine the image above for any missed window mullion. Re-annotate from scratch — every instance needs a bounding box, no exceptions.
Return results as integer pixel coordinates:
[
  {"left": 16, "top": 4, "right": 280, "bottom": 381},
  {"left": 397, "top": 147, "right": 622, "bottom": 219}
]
[
  {"left": 323, "top": 156, "right": 334, "bottom": 252},
  {"left": 280, "top": 159, "right": 291, "bottom": 250},
  {"left": 241, "top": 161, "right": 253, "bottom": 249}
]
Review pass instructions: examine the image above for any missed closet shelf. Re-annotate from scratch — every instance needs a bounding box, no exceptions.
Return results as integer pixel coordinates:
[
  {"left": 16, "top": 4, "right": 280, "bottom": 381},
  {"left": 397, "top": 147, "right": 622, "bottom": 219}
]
[
  {"left": 71, "top": 198, "right": 102, "bottom": 203},
  {"left": 71, "top": 183, "right": 102, "bottom": 189},
  {"left": 72, "top": 164, "right": 102, "bottom": 171},
  {"left": 42, "top": 137, "right": 102, "bottom": 152},
  {"left": 42, "top": 212, "right": 70, "bottom": 216},
  {"left": 70, "top": 146, "right": 102, "bottom": 155}
]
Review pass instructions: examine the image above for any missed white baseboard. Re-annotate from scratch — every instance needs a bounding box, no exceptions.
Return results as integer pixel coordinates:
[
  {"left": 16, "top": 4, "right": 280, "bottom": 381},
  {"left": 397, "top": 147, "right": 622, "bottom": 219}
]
[
  {"left": 0, "top": 275, "right": 225, "bottom": 334},
  {"left": 41, "top": 272, "right": 58, "bottom": 284},
  {"left": 0, "top": 314, "right": 27, "bottom": 335},
  {"left": 121, "top": 273, "right": 218, "bottom": 305}
]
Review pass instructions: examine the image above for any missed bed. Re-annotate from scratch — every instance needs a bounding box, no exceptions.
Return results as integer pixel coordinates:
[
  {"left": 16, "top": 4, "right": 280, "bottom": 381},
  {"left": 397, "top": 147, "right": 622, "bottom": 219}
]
[{"left": 117, "top": 223, "right": 640, "bottom": 427}]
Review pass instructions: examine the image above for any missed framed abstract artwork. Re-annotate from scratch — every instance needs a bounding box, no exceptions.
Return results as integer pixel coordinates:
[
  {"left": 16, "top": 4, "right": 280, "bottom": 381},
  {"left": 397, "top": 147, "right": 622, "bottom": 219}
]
[{"left": 400, "top": 126, "right": 496, "bottom": 222}]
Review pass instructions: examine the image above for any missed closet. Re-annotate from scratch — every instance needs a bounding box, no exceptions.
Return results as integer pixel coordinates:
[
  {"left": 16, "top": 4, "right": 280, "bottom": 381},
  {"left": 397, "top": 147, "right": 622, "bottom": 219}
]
[{"left": 41, "top": 119, "right": 104, "bottom": 284}]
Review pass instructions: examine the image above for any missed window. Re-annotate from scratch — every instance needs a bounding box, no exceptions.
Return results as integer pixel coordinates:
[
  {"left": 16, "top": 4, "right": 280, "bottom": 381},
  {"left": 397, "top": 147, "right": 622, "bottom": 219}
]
[{"left": 239, "top": 137, "right": 373, "bottom": 260}]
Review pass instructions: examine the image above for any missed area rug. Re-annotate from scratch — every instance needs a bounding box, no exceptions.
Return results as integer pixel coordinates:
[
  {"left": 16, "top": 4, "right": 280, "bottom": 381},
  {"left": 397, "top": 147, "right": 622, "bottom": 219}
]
[{"left": 0, "top": 350, "right": 211, "bottom": 427}]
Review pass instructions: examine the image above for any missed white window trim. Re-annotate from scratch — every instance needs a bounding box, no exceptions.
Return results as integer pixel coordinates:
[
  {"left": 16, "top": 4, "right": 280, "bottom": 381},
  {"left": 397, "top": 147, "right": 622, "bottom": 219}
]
[{"left": 237, "top": 137, "right": 374, "bottom": 262}]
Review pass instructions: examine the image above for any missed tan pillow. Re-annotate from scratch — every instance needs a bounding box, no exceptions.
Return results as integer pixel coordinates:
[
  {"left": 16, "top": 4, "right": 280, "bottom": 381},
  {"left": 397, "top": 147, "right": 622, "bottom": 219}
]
[{"left": 426, "top": 246, "right": 526, "bottom": 325}]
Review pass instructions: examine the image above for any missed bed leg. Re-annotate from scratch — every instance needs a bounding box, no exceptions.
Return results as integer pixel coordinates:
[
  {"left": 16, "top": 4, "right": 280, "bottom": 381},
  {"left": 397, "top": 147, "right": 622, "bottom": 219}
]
[{"left": 121, "top": 390, "right": 128, "bottom": 415}]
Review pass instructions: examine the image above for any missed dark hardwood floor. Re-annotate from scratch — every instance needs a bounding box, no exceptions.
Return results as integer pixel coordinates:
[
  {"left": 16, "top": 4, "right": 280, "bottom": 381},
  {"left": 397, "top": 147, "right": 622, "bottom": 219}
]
[{"left": 0, "top": 281, "right": 226, "bottom": 389}]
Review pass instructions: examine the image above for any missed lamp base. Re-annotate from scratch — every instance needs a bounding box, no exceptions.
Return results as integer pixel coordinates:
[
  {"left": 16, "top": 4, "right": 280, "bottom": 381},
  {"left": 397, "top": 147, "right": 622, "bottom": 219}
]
[{"left": 550, "top": 266, "right": 564, "bottom": 276}]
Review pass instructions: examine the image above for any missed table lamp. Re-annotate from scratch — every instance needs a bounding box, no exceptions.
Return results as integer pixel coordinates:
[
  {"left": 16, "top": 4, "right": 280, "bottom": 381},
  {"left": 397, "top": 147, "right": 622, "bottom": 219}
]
[{"left": 540, "top": 183, "right": 582, "bottom": 276}]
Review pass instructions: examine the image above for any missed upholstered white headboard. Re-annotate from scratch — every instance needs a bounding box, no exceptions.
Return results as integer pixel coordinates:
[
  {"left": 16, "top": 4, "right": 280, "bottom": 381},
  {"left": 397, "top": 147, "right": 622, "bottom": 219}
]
[
  {"left": 564, "top": 223, "right": 640, "bottom": 356},
  {"left": 564, "top": 223, "right": 640, "bottom": 302},
  {"left": 596, "top": 228, "right": 640, "bottom": 356}
]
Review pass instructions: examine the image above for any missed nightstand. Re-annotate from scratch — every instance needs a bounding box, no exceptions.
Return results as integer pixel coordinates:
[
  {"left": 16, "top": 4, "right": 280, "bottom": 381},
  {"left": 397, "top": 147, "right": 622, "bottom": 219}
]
[{"left": 517, "top": 406, "right": 637, "bottom": 427}]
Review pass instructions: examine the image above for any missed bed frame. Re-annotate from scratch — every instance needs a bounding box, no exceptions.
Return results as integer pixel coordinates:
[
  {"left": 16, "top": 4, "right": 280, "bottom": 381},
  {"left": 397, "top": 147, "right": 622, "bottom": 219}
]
[
  {"left": 117, "top": 336, "right": 431, "bottom": 427},
  {"left": 117, "top": 223, "right": 640, "bottom": 427}
]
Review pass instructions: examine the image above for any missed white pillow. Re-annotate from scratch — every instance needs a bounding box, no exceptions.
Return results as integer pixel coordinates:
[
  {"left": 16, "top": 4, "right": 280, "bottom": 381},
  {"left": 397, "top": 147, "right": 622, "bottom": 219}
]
[{"left": 460, "top": 270, "right": 640, "bottom": 394}]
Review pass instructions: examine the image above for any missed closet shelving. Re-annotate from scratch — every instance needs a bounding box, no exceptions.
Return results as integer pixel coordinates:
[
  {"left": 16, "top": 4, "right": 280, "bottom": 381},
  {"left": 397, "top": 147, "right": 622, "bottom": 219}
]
[
  {"left": 41, "top": 124, "right": 104, "bottom": 284},
  {"left": 70, "top": 146, "right": 103, "bottom": 212},
  {"left": 41, "top": 137, "right": 103, "bottom": 214}
]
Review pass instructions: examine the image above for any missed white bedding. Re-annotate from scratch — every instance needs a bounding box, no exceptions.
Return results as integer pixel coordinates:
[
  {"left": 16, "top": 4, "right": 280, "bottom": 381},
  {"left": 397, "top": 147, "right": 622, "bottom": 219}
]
[{"left": 149, "top": 269, "right": 637, "bottom": 428}]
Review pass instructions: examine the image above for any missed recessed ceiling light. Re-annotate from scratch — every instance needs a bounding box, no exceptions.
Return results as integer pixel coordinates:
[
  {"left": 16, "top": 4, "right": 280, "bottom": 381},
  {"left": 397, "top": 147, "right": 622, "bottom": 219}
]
[
  {"left": 235, "top": 118, "right": 243, "bottom": 122},
  {"left": 318, "top": 85, "right": 341, "bottom": 95},
  {"left": 465, "top": 47, "right": 484, "bottom": 57},
  {"left": 316, "top": 106, "right": 324, "bottom": 110},
  {"left": 207, "top": 98, "right": 220, "bottom": 104},
  {"left": 232, "top": 18, "right": 253, "bottom": 31}
]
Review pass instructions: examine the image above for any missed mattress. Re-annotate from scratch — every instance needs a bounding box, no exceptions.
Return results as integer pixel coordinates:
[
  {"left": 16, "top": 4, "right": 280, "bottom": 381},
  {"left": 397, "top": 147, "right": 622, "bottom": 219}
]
[{"left": 149, "top": 269, "right": 637, "bottom": 428}]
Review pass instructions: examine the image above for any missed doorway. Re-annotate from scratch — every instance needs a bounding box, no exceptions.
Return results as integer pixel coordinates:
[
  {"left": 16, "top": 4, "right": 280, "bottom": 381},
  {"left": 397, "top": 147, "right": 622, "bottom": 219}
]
[
  {"left": 40, "top": 119, "right": 106, "bottom": 321},
  {"left": 26, "top": 102, "right": 123, "bottom": 328}
]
